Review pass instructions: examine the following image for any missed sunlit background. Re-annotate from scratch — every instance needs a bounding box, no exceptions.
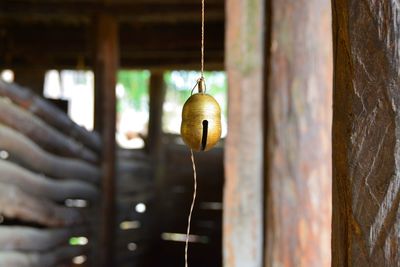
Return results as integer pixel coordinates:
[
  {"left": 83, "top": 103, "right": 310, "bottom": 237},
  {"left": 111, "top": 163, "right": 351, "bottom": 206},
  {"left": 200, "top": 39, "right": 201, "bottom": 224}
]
[{"left": 10, "top": 69, "right": 230, "bottom": 149}]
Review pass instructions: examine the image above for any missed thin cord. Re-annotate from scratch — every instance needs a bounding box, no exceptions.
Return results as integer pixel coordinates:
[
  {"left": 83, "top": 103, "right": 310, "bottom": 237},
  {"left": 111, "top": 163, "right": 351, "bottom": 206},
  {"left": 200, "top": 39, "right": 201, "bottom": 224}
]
[
  {"left": 185, "top": 149, "right": 197, "bottom": 267},
  {"left": 185, "top": 1, "right": 203, "bottom": 265},
  {"left": 201, "top": 0, "right": 205, "bottom": 77}
]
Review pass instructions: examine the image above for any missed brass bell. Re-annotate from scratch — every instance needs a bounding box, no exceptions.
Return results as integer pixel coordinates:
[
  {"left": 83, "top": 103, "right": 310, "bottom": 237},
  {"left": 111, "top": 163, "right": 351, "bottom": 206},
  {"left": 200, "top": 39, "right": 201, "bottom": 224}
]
[{"left": 181, "top": 78, "right": 222, "bottom": 152}]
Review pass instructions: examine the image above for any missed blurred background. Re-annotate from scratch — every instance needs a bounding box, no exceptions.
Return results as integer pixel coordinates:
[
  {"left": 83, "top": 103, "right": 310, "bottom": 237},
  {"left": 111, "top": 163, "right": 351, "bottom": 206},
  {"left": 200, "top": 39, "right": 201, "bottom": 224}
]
[{"left": 0, "top": 0, "right": 335, "bottom": 267}]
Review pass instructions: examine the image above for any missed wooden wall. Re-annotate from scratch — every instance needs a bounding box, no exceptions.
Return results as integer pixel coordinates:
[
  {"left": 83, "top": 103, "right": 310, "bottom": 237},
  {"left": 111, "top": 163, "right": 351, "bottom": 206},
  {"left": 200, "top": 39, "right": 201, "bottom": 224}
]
[{"left": 0, "top": 80, "right": 101, "bottom": 267}]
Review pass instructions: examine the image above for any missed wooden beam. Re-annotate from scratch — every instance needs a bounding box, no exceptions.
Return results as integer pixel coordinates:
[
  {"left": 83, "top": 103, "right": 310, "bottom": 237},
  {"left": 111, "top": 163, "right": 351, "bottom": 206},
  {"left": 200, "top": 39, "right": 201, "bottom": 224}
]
[
  {"left": 223, "top": 1, "right": 264, "bottom": 267},
  {"left": 0, "top": 183, "right": 82, "bottom": 227},
  {"left": 94, "top": 13, "right": 118, "bottom": 267},
  {"left": 332, "top": 1, "right": 400, "bottom": 266},
  {"left": 146, "top": 71, "right": 166, "bottom": 158},
  {"left": 0, "top": 79, "right": 101, "bottom": 152},
  {"left": 0, "top": 1, "right": 224, "bottom": 23},
  {"left": 0, "top": 246, "right": 85, "bottom": 267},
  {"left": 264, "top": 0, "right": 332, "bottom": 266},
  {"left": 0, "top": 160, "right": 98, "bottom": 203},
  {"left": 0, "top": 124, "right": 100, "bottom": 184},
  {"left": 0, "top": 22, "right": 224, "bottom": 70},
  {"left": 0, "top": 226, "right": 86, "bottom": 252},
  {"left": 0, "top": 97, "right": 98, "bottom": 163}
]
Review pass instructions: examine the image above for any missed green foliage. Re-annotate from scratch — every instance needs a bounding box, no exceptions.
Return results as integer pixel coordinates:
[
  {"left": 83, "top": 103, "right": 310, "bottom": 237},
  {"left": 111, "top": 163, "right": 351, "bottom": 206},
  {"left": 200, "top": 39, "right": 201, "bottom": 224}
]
[
  {"left": 164, "top": 70, "right": 227, "bottom": 109},
  {"left": 162, "top": 70, "right": 227, "bottom": 134},
  {"left": 117, "top": 70, "right": 150, "bottom": 111}
]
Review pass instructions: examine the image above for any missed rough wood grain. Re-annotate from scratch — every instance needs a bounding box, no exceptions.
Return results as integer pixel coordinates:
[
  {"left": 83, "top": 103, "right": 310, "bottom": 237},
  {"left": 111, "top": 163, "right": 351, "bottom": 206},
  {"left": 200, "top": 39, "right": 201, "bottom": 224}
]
[
  {"left": 0, "top": 160, "right": 98, "bottom": 202},
  {"left": 332, "top": 0, "right": 400, "bottom": 266},
  {"left": 0, "top": 124, "right": 100, "bottom": 184},
  {"left": 224, "top": 0, "right": 265, "bottom": 266},
  {"left": 264, "top": 1, "right": 332, "bottom": 266},
  {"left": 0, "top": 79, "right": 101, "bottom": 152},
  {"left": 0, "top": 246, "right": 85, "bottom": 267},
  {"left": 0, "top": 97, "right": 98, "bottom": 163},
  {"left": 0, "top": 226, "right": 87, "bottom": 251},
  {"left": 0, "top": 183, "right": 82, "bottom": 227}
]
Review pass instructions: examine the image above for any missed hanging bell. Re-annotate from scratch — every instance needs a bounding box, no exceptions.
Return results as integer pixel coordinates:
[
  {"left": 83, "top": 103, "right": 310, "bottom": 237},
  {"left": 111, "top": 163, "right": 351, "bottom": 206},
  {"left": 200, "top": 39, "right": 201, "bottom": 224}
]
[{"left": 181, "top": 78, "right": 222, "bottom": 152}]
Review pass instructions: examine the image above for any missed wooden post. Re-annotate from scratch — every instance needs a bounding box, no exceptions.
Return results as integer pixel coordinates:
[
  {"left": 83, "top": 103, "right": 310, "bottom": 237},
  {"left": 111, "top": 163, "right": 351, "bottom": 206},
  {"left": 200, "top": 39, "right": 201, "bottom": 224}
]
[
  {"left": 332, "top": 1, "right": 400, "bottom": 266},
  {"left": 264, "top": 1, "right": 332, "bottom": 267},
  {"left": 147, "top": 71, "right": 166, "bottom": 159},
  {"left": 94, "top": 13, "right": 119, "bottom": 267},
  {"left": 224, "top": 1, "right": 265, "bottom": 267},
  {"left": 13, "top": 68, "right": 46, "bottom": 95}
]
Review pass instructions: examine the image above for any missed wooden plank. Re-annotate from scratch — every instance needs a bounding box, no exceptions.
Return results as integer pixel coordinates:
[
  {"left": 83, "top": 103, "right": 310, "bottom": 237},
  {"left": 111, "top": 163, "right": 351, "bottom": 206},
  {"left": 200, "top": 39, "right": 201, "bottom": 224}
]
[
  {"left": 0, "top": 124, "right": 100, "bottom": 184},
  {"left": 0, "top": 226, "right": 87, "bottom": 251},
  {"left": 0, "top": 97, "right": 98, "bottom": 163},
  {"left": 264, "top": 0, "right": 332, "bottom": 266},
  {"left": 332, "top": 0, "right": 400, "bottom": 266},
  {"left": 0, "top": 80, "right": 101, "bottom": 152},
  {"left": 0, "top": 183, "right": 82, "bottom": 227},
  {"left": 0, "top": 160, "right": 98, "bottom": 202},
  {"left": 94, "top": 13, "right": 118, "bottom": 267},
  {"left": 223, "top": 0, "right": 265, "bottom": 266},
  {"left": 0, "top": 246, "right": 85, "bottom": 267}
]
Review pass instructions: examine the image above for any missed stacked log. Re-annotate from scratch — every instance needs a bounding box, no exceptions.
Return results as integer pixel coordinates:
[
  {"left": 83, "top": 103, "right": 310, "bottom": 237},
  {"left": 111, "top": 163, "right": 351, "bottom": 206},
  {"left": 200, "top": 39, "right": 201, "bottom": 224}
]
[{"left": 0, "top": 80, "right": 101, "bottom": 267}]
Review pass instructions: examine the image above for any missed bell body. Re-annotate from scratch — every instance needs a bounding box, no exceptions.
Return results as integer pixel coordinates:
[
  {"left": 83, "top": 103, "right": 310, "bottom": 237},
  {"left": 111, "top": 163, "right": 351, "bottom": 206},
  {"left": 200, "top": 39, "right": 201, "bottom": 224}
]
[{"left": 181, "top": 93, "right": 222, "bottom": 151}]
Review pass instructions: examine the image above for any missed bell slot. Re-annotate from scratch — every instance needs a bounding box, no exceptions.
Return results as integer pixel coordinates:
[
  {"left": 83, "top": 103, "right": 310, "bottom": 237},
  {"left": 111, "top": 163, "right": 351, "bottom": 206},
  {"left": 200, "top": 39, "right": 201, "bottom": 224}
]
[{"left": 201, "top": 120, "right": 208, "bottom": 151}]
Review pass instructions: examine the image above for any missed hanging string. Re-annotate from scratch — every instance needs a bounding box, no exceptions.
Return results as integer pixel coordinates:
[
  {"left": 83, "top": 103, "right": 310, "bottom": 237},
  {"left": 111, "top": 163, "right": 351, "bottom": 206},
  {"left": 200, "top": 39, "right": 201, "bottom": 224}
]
[
  {"left": 201, "top": 0, "right": 205, "bottom": 78},
  {"left": 185, "top": 1, "right": 204, "bottom": 266},
  {"left": 185, "top": 149, "right": 197, "bottom": 267}
]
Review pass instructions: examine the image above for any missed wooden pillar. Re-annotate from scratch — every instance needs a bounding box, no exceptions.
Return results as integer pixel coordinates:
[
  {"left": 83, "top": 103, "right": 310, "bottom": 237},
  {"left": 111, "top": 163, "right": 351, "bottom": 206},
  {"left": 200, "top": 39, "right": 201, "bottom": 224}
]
[
  {"left": 13, "top": 67, "right": 46, "bottom": 95},
  {"left": 265, "top": 1, "right": 332, "bottom": 267},
  {"left": 332, "top": 1, "right": 400, "bottom": 266},
  {"left": 265, "top": 0, "right": 332, "bottom": 267},
  {"left": 94, "top": 13, "right": 118, "bottom": 267},
  {"left": 224, "top": 1, "right": 265, "bottom": 267},
  {"left": 147, "top": 71, "right": 166, "bottom": 159}
]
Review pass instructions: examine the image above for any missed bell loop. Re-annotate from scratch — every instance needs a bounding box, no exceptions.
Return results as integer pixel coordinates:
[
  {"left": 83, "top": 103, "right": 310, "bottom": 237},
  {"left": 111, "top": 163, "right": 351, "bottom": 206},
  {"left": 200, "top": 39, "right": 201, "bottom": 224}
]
[{"left": 198, "top": 77, "right": 206, "bottom": 93}]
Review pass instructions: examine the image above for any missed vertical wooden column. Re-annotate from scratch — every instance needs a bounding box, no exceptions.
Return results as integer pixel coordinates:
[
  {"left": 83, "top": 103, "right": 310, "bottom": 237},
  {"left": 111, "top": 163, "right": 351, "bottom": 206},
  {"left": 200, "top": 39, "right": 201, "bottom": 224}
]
[
  {"left": 13, "top": 67, "right": 46, "bottom": 95},
  {"left": 94, "top": 13, "right": 119, "bottom": 267},
  {"left": 147, "top": 71, "right": 166, "bottom": 159},
  {"left": 265, "top": 1, "right": 332, "bottom": 267},
  {"left": 332, "top": 1, "right": 400, "bottom": 266},
  {"left": 224, "top": 1, "right": 265, "bottom": 267}
]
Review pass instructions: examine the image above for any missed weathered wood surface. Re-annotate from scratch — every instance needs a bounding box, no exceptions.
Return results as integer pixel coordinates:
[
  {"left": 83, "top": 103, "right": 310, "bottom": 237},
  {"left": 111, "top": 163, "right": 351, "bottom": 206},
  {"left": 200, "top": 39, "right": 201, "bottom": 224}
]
[
  {"left": 0, "top": 97, "right": 98, "bottom": 163},
  {"left": 264, "top": 0, "right": 332, "bottom": 267},
  {"left": 0, "top": 226, "right": 87, "bottom": 251},
  {"left": 332, "top": 1, "right": 400, "bottom": 266},
  {"left": 0, "top": 160, "right": 98, "bottom": 202},
  {"left": 0, "top": 124, "right": 100, "bottom": 184},
  {"left": 0, "top": 246, "right": 85, "bottom": 267},
  {"left": 224, "top": 0, "right": 264, "bottom": 267},
  {"left": 0, "top": 183, "right": 82, "bottom": 227},
  {"left": 0, "top": 79, "right": 101, "bottom": 152},
  {"left": 94, "top": 13, "right": 118, "bottom": 267}
]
